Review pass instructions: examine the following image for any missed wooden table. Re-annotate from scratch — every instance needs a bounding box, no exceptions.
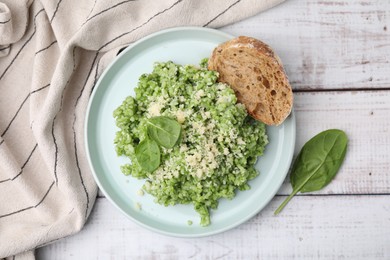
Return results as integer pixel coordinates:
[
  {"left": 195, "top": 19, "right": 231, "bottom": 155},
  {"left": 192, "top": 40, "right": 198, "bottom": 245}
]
[{"left": 37, "top": 0, "right": 390, "bottom": 258}]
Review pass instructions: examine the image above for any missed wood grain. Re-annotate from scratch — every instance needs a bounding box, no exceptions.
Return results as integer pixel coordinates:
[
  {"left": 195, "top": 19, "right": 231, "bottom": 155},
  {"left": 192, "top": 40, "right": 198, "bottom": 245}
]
[
  {"left": 36, "top": 196, "right": 390, "bottom": 259},
  {"left": 221, "top": 0, "right": 390, "bottom": 90},
  {"left": 38, "top": 0, "right": 390, "bottom": 258},
  {"left": 279, "top": 90, "right": 390, "bottom": 195}
]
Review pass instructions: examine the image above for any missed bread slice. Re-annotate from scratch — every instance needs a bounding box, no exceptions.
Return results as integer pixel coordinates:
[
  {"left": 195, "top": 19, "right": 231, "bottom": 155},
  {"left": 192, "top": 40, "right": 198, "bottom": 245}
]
[{"left": 208, "top": 36, "right": 293, "bottom": 125}]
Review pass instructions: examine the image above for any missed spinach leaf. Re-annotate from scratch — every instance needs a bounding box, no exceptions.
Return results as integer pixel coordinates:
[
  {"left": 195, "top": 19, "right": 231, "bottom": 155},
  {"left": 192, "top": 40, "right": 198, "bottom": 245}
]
[
  {"left": 135, "top": 138, "right": 160, "bottom": 173},
  {"left": 147, "top": 116, "right": 182, "bottom": 148},
  {"left": 274, "top": 129, "right": 348, "bottom": 215}
]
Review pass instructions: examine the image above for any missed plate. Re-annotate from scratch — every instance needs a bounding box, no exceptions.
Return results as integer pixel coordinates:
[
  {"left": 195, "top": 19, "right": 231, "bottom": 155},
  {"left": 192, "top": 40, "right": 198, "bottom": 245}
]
[{"left": 85, "top": 27, "right": 296, "bottom": 237}]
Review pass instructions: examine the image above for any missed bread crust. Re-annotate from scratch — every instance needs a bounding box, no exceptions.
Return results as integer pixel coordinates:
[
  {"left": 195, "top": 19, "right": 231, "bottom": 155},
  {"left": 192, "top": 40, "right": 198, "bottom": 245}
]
[{"left": 208, "top": 36, "right": 293, "bottom": 125}]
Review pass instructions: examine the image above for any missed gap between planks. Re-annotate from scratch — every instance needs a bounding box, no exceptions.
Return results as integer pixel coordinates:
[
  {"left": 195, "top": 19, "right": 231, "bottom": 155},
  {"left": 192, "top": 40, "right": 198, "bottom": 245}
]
[{"left": 294, "top": 87, "right": 390, "bottom": 93}]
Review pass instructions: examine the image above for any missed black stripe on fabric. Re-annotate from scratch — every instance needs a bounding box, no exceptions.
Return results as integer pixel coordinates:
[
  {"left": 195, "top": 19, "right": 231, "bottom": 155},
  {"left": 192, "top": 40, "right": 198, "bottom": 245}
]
[
  {"left": 59, "top": 47, "right": 76, "bottom": 109},
  {"left": 49, "top": 46, "right": 76, "bottom": 186},
  {"left": 0, "top": 34, "right": 34, "bottom": 81},
  {"left": 84, "top": 0, "right": 137, "bottom": 24},
  {"left": 85, "top": 0, "right": 98, "bottom": 20},
  {"left": 0, "top": 143, "right": 38, "bottom": 183},
  {"left": 90, "top": 55, "right": 101, "bottom": 97},
  {"left": 93, "top": 55, "right": 100, "bottom": 85},
  {"left": 0, "top": 181, "right": 54, "bottom": 219},
  {"left": 0, "top": 46, "right": 10, "bottom": 51},
  {"left": 0, "top": 83, "right": 50, "bottom": 138},
  {"left": 96, "top": 0, "right": 184, "bottom": 53},
  {"left": 72, "top": 116, "right": 90, "bottom": 219},
  {"left": 203, "top": 0, "right": 242, "bottom": 27},
  {"left": 35, "top": 40, "right": 57, "bottom": 55},
  {"left": 0, "top": 140, "right": 4, "bottom": 146},
  {"left": 20, "top": 144, "right": 38, "bottom": 169},
  {"left": 72, "top": 46, "right": 77, "bottom": 71},
  {"left": 50, "top": 0, "right": 63, "bottom": 23},
  {"left": 0, "top": 9, "right": 45, "bottom": 81},
  {"left": 0, "top": 18, "right": 11, "bottom": 24},
  {"left": 51, "top": 69, "right": 69, "bottom": 186},
  {"left": 1, "top": 93, "right": 30, "bottom": 137},
  {"left": 31, "top": 83, "right": 50, "bottom": 94},
  {"left": 71, "top": 49, "right": 95, "bottom": 220},
  {"left": 51, "top": 117, "right": 59, "bottom": 184},
  {"left": 51, "top": 46, "right": 77, "bottom": 186},
  {"left": 71, "top": 52, "right": 99, "bottom": 219},
  {"left": 76, "top": 52, "right": 99, "bottom": 106}
]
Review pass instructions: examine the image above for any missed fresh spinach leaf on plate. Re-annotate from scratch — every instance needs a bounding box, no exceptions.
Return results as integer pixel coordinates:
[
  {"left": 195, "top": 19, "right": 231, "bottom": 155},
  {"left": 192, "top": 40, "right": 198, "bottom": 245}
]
[
  {"left": 274, "top": 129, "right": 348, "bottom": 215},
  {"left": 135, "top": 138, "right": 161, "bottom": 173},
  {"left": 147, "top": 116, "right": 182, "bottom": 149}
]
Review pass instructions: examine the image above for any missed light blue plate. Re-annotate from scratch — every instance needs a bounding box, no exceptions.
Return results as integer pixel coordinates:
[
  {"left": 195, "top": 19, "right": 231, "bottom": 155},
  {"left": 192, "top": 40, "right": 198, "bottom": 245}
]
[{"left": 85, "top": 27, "right": 296, "bottom": 237}]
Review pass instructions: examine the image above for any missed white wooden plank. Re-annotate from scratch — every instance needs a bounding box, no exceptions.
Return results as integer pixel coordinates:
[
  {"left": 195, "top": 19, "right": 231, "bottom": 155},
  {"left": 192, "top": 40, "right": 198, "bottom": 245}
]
[
  {"left": 36, "top": 196, "right": 390, "bottom": 259},
  {"left": 98, "top": 90, "right": 390, "bottom": 197},
  {"left": 221, "top": 0, "right": 390, "bottom": 90},
  {"left": 36, "top": 1, "right": 390, "bottom": 259},
  {"left": 279, "top": 90, "right": 390, "bottom": 195}
]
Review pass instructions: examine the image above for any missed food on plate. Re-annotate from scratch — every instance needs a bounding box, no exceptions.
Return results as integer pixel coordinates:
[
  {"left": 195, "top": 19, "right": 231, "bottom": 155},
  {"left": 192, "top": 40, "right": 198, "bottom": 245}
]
[
  {"left": 113, "top": 60, "right": 268, "bottom": 226},
  {"left": 208, "top": 36, "right": 293, "bottom": 125}
]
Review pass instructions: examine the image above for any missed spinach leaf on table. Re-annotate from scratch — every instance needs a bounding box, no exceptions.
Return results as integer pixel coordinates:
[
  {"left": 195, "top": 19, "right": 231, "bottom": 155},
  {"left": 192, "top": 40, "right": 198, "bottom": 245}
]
[
  {"left": 274, "top": 129, "right": 348, "bottom": 215},
  {"left": 135, "top": 138, "right": 160, "bottom": 173},
  {"left": 147, "top": 116, "right": 181, "bottom": 149}
]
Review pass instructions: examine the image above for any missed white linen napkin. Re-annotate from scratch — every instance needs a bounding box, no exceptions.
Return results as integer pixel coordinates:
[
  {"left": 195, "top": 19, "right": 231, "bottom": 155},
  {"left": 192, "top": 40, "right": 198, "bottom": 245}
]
[{"left": 0, "top": 0, "right": 285, "bottom": 258}]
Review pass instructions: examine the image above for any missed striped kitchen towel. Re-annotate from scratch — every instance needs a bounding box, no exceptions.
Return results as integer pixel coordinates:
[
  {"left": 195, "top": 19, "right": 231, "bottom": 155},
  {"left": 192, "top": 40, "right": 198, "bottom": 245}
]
[{"left": 0, "top": 0, "right": 285, "bottom": 259}]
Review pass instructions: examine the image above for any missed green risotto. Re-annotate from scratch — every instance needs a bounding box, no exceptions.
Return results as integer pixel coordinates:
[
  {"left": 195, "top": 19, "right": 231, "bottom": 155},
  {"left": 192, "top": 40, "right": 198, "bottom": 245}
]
[{"left": 113, "top": 60, "right": 268, "bottom": 226}]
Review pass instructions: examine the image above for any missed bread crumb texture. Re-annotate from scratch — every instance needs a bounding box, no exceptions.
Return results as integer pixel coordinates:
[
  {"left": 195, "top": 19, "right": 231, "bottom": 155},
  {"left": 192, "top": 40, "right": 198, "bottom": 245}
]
[{"left": 208, "top": 36, "right": 293, "bottom": 125}]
